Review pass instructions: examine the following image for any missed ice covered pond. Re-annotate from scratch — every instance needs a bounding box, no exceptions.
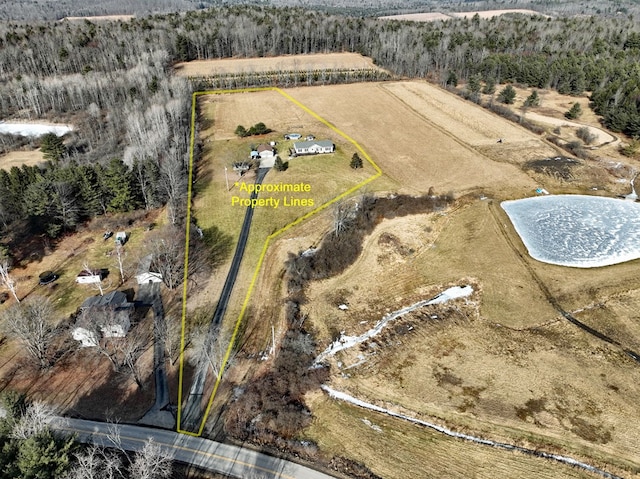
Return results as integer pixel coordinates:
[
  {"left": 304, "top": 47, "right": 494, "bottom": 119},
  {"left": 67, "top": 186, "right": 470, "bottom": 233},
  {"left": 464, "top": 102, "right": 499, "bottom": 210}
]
[
  {"left": 501, "top": 195, "right": 640, "bottom": 268},
  {"left": 0, "top": 122, "right": 72, "bottom": 137}
]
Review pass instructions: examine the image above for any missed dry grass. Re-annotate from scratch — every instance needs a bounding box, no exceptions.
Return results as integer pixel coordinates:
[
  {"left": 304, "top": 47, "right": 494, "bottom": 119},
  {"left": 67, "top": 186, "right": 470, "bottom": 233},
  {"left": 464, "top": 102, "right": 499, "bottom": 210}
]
[
  {"left": 174, "top": 53, "right": 386, "bottom": 77},
  {"left": 301, "top": 197, "right": 640, "bottom": 476},
  {"left": 305, "top": 391, "right": 602, "bottom": 479},
  {"left": 198, "top": 82, "right": 640, "bottom": 478},
  {"left": 0, "top": 149, "right": 44, "bottom": 170},
  {"left": 284, "top": 82, "right": 541, "bottom": 196}
]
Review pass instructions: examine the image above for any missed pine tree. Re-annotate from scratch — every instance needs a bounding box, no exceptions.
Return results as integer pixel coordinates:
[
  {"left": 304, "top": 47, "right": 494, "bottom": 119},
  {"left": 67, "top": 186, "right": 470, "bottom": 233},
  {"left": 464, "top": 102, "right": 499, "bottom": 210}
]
[
  {"left": 350, "top": 152, "right": 363, "bottom": 169},
  {"left": 565, "top": 102, "right": 583, "bottom": 119},
  {"left": 497, "top": 84, "right": 516, "bottom": 104},
  {"left": 39, "top": 133, "right": 65, "bottom": 162},
  {"left": 523, "top": 90, "right": 540, "bottom": 107},
  {"left": 274, "top": 157, "right": 288, "bottom": 171}
]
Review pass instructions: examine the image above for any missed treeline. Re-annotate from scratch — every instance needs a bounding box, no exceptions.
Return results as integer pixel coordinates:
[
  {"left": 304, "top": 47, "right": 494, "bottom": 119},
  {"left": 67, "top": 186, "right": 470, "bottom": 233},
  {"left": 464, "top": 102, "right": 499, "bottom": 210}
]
[
  {"left": 2, "top": 8, "right": 640, "bottom": 141},
  {"left": 3, "top": 0, "right": 640, "bottom": 21},
  {"left": 0, "top": 158, "right": 161, "bottom": 238},
  {"left": 190, "top": 68, "right": 392, "bottom": 90}
]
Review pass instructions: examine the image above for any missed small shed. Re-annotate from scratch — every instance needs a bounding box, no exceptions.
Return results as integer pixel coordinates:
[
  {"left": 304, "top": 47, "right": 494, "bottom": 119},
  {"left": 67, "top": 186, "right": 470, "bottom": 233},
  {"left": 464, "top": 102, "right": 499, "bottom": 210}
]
[
  {"left": 76, "top": 269, "right": 104, "bottom": 284},
  {"left": 115, "top": 231, "right": 127, "bottom": 245},
  {"left": 136, "top": 254, "right": 163, "bottom": 285}
]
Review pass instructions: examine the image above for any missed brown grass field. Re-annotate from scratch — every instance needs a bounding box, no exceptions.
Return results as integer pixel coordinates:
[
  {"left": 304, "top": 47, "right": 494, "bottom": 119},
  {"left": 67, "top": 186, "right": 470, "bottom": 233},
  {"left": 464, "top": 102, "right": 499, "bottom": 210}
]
[
  {"left": 173, "top": 53, "right": 386, "bottom": 77},
  {"left": 0, "top": 149, "right": 44, "bottom": 169},
  {"left": 191, "top": 81, "right": 640, "bottom": 478}
]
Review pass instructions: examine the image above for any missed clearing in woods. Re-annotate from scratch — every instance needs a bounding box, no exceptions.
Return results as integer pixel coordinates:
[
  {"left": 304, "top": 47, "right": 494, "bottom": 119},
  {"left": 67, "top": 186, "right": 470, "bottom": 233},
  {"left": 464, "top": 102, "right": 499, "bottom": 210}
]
[
  {"left": 173, "top": 52, "right": 387, "bottom": 77},
  {"left": 188, "top": 81, "right": 640, "bottom": 477},
  {"left": 0, "top": 150, "right": 44, "bottom": 170}
]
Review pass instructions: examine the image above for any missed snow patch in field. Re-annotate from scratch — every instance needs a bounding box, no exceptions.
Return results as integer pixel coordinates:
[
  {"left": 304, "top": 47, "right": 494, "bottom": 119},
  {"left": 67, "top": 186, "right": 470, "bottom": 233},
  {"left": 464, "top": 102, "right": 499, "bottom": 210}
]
[
  {"left": 314, "top": 285, "right": 473, "bottom": 365},
  {"left": 502, "top": 194, "right": 640, "bottom": 268},
  {"left": 0, "top": 122, "right": 72, "bottom": 137}
]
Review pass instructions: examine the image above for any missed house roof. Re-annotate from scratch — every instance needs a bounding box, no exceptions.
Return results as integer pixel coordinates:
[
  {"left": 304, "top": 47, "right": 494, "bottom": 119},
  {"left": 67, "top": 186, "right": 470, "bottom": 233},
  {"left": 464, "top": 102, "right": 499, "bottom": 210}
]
[
  {"left": 75, "top": 290, "right": 134, "bottom": 338},
  {"left": 293, "top": 140, "right": 334, "bottom": 149},
  {"left": 80, "top": 290, "right": 128, "bottom": 310},
  {"left": 257, "top": 144, "right": 273, "bottom": 152}
]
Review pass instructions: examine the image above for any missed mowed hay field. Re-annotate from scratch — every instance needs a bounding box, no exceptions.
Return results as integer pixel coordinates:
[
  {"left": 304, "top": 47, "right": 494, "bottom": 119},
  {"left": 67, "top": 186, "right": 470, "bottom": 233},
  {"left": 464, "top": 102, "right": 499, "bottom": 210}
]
[
  {"left": 285, "top": 82, "right": 544, "bottom": 196},
  {"left": 174, "top": 52, "right": 386, "bottom": 77}
]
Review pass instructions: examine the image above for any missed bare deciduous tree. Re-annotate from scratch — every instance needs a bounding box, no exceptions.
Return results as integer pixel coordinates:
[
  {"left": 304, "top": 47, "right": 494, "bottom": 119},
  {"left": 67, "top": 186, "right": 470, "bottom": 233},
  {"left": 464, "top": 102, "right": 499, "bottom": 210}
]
[
  {"left": 81, "top": 262, "right": 109, "bottom": 296},
  {"left": 114, "top": 243, "right": 127, "bottom": 285},
  {"left": 65, "top": 445, "right": 124, "bottom": 479},
  {"left": 189, "top": 325, "right": 236, "bottom": 379},
  {"left": 129, "top": 438, "right": 173, "bottom": 479},
  {"left": 0, "top": 251, "right": 19, "bottom": 303},
  {"left": 332, "top": 201, "right": 355, "bottom": 236},
  {"left": 2, "top": 297, "right": 57, "bottom": 369},
  {"left": 11, "top": 400, "right": 56, "bottom": 440}
]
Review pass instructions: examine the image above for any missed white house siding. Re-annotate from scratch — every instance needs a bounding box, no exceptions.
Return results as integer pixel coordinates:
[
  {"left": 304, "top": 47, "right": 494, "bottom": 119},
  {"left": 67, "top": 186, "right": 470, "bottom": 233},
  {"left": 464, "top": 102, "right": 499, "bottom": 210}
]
[
  {"left": 72, "top": 327, "right": 99, "bottom": 347},
  {"left": 293, "top": 140, "right": 334, "bottom": 155}
]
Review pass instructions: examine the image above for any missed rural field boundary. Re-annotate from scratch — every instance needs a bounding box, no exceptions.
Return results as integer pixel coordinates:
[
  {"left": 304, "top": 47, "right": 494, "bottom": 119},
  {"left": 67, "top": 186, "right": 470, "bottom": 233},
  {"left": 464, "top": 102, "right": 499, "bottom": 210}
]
[{"left": 177, "top": 87, "right": 383, "bottom": 436}]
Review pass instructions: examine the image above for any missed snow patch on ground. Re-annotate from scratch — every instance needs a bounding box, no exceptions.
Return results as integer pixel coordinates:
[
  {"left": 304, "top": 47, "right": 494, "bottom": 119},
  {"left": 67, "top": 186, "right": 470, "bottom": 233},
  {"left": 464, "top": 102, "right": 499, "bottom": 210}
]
[
  {"left": 322, "top": 386, "right": 622, "bottom": 479},
  {"left": 502, "top": 194, "right": 640, "bottom": 268},
  {"left": 0, "top": 122, "right": 72, "bottom": 137},
  {"left": 314, "top": 286, "right": 473, "bottom": 365}
]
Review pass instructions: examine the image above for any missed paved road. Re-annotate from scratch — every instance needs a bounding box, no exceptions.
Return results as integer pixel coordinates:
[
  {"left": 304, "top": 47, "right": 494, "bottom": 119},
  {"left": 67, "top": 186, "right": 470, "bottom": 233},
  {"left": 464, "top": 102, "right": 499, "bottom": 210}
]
[
  {"left": 181, "top": 167, "right": 270, "bottom": 433},
  {"left": 51, "top": 417, "right": 336, "bottom": 479}
]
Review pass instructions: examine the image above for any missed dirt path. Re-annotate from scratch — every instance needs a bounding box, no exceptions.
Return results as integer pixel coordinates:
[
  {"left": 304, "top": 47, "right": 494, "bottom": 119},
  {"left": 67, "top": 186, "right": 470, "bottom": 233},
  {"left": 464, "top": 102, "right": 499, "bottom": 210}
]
[{"left": 524, "top": 112, "right": 617, "bottom": 146}]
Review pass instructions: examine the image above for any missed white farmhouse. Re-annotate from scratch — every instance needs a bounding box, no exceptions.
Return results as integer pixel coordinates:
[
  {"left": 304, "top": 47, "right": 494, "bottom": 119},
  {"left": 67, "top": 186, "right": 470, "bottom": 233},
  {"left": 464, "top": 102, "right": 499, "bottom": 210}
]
[
  {"left": 292, "top": 140, "right": 334, "bottom": 155},
  {"left": 72, "top": 290, "right": 134, "bottom": 347}
]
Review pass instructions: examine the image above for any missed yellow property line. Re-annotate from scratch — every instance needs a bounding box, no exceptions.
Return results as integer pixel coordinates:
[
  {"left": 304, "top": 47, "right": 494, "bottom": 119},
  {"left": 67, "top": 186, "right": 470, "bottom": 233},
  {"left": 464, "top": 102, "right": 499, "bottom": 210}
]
[{"left": 177, "top": 87, "right": 382, "bottom": 436}]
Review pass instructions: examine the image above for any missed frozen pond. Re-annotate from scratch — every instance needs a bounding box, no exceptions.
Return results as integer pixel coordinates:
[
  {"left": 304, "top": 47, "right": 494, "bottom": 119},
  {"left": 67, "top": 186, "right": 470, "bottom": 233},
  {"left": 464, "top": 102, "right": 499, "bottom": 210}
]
[
  {"left": 0, "top": 122, "right": 72, "bottom": 137},
  {"left": 502, "top": 194, "right": 640, "bottom": 268}
]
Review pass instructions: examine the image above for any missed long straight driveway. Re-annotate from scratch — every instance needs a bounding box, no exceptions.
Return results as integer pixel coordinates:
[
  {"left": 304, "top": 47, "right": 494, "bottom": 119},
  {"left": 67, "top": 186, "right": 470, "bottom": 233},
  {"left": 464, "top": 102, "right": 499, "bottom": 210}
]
[{"left": 181, "top": 167, "right": 269, "bottom": 432}]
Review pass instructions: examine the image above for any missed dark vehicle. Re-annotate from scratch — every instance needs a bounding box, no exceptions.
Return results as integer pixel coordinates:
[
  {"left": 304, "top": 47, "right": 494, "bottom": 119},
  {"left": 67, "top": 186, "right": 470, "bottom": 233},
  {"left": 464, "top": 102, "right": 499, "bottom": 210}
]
[
  {"left": 38, "top": 271, "right": 58, "bottom": 285},
  {"left": 103, "top": 231, "right": 113, "bottom": 240}
]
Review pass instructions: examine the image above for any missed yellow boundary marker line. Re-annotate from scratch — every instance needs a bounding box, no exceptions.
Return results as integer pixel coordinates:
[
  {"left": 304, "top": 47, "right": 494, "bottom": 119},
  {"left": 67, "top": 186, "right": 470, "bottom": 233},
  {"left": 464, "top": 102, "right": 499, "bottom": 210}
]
[{"left": 177, "top": 87, "right": 382, "bottom": 436}]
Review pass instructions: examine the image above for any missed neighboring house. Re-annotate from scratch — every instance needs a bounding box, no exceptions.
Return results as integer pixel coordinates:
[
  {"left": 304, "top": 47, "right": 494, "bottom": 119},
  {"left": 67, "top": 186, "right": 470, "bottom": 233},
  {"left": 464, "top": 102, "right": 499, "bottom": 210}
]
[
  {"left": 72, "top": 290, "right": 134, "bottom": 347},
  {"left": 135, "top": 254, "right": 163, "bottom": 285},
  {"left": 292, "top": 140, "right": 335, "bottom": 155},
  {"left": 257, "top": 144, "right": 275, "bottom": 158},
  {"left": 76, "top": 269, "right": 104, "bottom": 284}
]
